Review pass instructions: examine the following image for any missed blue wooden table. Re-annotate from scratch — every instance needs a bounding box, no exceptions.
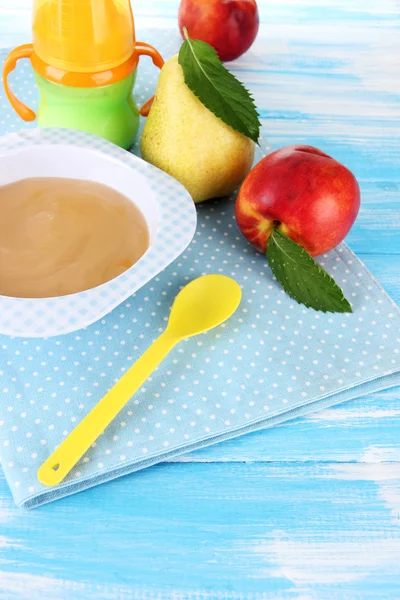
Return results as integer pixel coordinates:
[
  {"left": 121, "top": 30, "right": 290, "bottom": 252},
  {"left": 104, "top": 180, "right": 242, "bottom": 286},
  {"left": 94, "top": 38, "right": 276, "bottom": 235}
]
[{"left": 1, "top": 1, "right": 400, "bottom": 598}]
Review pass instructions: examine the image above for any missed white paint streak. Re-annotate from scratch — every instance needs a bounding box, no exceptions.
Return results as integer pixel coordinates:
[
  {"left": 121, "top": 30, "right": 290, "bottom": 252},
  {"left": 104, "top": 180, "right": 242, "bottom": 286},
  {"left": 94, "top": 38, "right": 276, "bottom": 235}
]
[
  {"left": 251, "top": 455, "right": 400, "bottom": 587},
  {"left": 362, "top": 445, "right": 400, "bottom": 464},
  {"left": 362, "top": 447, "right": 400, "bottom": 525},
  {"left": 378, "top": 483, "right": 400, "bottom": 525},
  {"left": 0, "top": 501, "right": 13, "bottom": 524},
  {"left": 0, "top": 535, "right": 22, "bottom": 549},
  {"left": 327, "top": 448, "right": 400, "bottom": 526},
  {"left": 327, "top": 463, "right": 400, "bottom": 480},
  {"left": 278, "top": 0, "right": 398, "bottom": 12},
  {"left": 329, "top": 446, "right": 400, "bottom": 468},
  {"left": 258, "top": 534, "right": 400, "bottom": 584},
  {"left": 0, "top": 571, "right": 290, "bottom": 600},
  {"left": 307, "top": 409, "right": 400, "bottom": 422},
  {"left": 0, "top": 571, "right": 116, "bottom": 600}
]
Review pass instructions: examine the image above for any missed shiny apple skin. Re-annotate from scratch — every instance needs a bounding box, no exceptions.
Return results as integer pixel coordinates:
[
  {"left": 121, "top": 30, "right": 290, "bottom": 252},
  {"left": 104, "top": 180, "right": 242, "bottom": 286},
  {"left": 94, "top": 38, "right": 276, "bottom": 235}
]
[
  {"left": 178, "top": 0, "right": 259, "bottom": 62},
  {"left": 235, "top": 145, "right": 361, "bottom": 257}
]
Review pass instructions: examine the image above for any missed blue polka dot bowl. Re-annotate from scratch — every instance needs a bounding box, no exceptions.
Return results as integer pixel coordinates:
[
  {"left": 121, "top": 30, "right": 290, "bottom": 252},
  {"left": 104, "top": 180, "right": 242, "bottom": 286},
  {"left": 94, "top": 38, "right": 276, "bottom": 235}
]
[{"left": 0, "top": 128, "right": 197, "bottom": 338}]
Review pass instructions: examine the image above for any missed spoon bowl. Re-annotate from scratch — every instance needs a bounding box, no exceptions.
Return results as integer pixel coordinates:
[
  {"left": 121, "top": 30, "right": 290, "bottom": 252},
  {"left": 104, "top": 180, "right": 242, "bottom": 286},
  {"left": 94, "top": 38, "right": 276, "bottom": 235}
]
[{"left": 167, "top": 274, "right": 242, "bottom": 339}]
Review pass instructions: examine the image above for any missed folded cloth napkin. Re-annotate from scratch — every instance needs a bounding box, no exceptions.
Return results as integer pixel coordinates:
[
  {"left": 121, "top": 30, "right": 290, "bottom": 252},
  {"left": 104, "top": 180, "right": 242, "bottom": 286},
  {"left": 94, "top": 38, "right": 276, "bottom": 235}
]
[
  {"left": 1, "top": 39, "right": 400, "bottom": 508},
  {"left": 1, "top": 190, "right": 399, "bottom": 507}
]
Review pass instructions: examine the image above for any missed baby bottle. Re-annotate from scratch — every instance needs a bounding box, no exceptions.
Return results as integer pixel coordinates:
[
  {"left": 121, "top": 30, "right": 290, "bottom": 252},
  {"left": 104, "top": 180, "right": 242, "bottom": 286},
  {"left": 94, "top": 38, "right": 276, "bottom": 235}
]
[{"left": 2, "top": 0, "right": 164, "bottom": 149}]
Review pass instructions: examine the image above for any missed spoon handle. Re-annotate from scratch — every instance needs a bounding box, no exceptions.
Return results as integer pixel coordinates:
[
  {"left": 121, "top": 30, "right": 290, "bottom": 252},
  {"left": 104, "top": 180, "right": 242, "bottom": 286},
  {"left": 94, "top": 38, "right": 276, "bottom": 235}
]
[{"left": 37, "top": 330, "right": 178, "bottom": 487}]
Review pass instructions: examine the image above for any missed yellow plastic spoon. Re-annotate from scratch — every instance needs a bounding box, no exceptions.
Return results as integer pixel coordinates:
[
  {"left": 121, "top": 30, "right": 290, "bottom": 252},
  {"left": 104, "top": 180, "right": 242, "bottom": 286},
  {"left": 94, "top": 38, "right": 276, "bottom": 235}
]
[{"left": 37, "top": 274, "right": 242, "bottom": 487}]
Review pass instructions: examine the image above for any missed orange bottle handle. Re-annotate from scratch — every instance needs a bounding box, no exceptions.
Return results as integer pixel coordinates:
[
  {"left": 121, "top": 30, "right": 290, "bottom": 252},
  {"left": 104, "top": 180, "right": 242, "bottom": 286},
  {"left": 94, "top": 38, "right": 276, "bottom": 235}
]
[
  {"left": 135, "top": 41, "right": 164, "bottom": 117},
  {"left": 3, "top": 42, "right": 163, "bottom": 120},
  {"left": 2, "top": 44, "right": 36, "bottom": 122}
]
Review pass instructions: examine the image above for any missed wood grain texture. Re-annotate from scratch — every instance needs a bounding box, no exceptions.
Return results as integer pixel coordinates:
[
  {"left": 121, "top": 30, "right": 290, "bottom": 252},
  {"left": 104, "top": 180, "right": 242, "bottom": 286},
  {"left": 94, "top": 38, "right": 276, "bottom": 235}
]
[
  {"left": 1, "top": 463, "right": 400, "bottom": 599},
  {"left": 0, "top": 0, "right": 400, "bottom": 598}
]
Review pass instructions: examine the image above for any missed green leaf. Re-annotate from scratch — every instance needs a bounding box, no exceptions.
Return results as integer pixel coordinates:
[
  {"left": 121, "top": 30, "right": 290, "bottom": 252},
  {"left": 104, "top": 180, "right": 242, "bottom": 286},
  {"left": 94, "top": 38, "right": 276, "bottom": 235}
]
[
  {"left": 178, "top": 30, "right": 261, "bottom": 143},
  {"left": 266, "top": 229, "right": 353, "bottom": 314}
]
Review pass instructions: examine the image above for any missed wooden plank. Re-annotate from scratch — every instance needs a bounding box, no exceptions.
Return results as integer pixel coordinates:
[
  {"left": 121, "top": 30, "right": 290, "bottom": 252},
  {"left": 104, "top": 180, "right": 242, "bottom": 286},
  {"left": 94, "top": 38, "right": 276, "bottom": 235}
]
[{"left": 1, "top": 462, "right": 400, "bottom": 599}]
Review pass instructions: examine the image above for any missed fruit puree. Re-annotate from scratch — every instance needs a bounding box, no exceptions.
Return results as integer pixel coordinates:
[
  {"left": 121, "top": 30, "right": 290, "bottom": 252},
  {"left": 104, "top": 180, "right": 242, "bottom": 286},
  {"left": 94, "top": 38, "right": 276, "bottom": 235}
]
[{"left": 0, "top": 177, "right": 149, "bottom": 298}]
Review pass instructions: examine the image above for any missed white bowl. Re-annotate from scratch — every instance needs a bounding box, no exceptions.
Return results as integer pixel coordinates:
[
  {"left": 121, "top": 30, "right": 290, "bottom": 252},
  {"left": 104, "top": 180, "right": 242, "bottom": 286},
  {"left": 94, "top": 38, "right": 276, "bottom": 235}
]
[{"left": 0, "top": 129, "right": 197, "bottom": 338}]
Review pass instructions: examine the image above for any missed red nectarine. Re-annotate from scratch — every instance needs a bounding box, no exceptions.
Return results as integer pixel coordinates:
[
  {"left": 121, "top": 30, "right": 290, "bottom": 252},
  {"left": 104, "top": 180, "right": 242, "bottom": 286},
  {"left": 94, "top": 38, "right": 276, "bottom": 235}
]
[
  {"left": 178, "top": 0, "right": 259, "bottom": 62},
  {"left": 235, "top": 145, "right": 360, "bottom": 257}
]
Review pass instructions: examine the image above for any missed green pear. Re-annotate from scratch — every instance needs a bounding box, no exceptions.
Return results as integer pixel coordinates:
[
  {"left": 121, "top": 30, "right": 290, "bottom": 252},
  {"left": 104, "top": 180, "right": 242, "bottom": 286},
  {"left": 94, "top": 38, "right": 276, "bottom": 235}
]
[{"left": 141, "top": 55, "right": 255, "bottom": 204}]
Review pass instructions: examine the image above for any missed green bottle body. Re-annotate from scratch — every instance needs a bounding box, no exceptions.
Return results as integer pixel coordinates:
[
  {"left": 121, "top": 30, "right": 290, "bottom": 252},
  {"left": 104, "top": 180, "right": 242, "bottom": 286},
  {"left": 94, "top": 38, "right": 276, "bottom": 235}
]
[{"left": 35, "top": 72, "right": 139, "bottom": 149}]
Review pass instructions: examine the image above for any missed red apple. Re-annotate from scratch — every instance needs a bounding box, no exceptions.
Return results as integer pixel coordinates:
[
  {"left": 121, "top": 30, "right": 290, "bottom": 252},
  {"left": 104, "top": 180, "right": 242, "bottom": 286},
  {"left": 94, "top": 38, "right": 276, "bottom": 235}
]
[
  {"left": 178, "top": 0, "right": 259, "bottom": 62},
  {"left": 235, "top": 145, "right": 360, "bottom": 257}
]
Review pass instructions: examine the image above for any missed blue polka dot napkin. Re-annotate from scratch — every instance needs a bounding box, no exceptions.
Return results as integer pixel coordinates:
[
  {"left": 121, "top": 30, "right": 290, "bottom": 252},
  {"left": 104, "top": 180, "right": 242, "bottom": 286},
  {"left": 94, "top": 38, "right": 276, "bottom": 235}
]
[{"left": 1, "top": 35, "right": 400, "bottom": 508}]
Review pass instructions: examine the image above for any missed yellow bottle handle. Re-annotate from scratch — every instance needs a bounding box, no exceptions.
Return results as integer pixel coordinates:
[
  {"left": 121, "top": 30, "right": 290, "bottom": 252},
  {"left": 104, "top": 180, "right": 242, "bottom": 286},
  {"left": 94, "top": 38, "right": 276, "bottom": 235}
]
[
  {"left": 37, "top": 330, "right": 177, "bottom": 487},
  {"left": 135, "top": 41, "right": 164, "bottom": 117},
  {"left": 2, "top": 44, "right": 36, "bottom": 122}
]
